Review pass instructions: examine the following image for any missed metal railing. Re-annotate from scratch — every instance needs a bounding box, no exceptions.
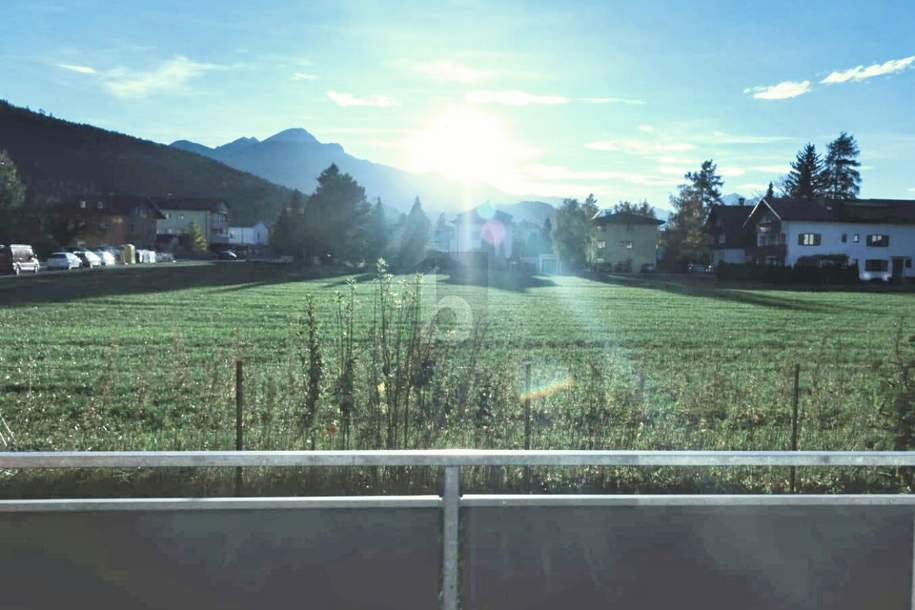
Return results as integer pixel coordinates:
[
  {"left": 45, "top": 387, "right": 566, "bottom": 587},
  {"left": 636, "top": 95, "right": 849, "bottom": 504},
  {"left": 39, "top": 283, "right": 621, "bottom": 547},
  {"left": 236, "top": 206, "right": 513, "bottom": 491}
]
[{"left": 2, "top": 449, "right": 915, "bottom": 610}]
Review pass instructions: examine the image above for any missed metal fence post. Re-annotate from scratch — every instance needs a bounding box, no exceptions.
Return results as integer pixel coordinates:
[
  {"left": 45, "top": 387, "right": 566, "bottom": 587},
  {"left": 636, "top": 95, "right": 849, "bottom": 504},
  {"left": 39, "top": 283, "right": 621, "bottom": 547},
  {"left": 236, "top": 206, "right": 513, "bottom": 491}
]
[
  {"left": 790, "top": 364, "right": 800, "bottom": 493},
  {"left": 235, "top": 360, "right": 244, "bottom": 496},
  {"left": 443, "top": 465, "right": 460, "bottom": 610}
]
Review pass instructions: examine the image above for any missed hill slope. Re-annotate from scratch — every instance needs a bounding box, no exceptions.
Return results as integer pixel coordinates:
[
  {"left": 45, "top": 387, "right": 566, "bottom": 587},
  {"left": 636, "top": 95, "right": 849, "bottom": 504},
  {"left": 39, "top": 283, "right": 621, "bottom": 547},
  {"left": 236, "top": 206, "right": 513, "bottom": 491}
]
[
  {"left": 0, "top": 101, "right": 292, "bottom": 225},
  {"left": 172, "top": 129, "right": 545, "bottom": 214}
]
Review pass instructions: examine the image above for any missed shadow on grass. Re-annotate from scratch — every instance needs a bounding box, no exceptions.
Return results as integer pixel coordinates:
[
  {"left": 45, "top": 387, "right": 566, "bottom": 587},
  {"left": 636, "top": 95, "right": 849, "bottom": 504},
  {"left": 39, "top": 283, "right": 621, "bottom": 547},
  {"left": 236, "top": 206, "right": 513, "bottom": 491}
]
[
  {"left": 325, "top": 267, "right": 558, "bottom": 293},
  {"left": 0, "top": 262, "right": 349, "bottom": 308},
  {"left": 595, "top": 273, "right": 881, "bottom": 315}
]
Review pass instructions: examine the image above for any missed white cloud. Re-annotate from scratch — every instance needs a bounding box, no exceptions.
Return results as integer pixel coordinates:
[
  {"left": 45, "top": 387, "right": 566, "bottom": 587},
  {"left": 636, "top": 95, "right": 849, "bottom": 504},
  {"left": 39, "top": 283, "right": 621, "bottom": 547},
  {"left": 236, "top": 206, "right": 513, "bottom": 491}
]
[
  {"left": 908, "top": 187, "right": 915, "bottom": 193},
  {"left": 466, "top": 90, "right": 569, "bottom": 106},
  {"left": 102, "top": 55, "right": 228, "bottom": 99},
  {"left": 580, "top": 97, "right": 646, "bottom": 105},
  {"left": 638, "top": 124, "right": 655, "bottom": 133},
  {"left": 58, "top": 63, "right": 97, "bottom": 74},
  {"left": 718, "top": 167, "right": 746, "bottom": 177},
  {"left": 822, "top": 55, "right": 915, "bottom": 84},
  {"left": 291, "top": 72, "right": 318, "bottom": 81},
  {"left": 524, "top": 164, "right": 615, "bottom": 181},
  {"left": 737, "top": 183, "right": 768, "bottom": 191},
  {"left": 659, "top": 165, "right": 689, "bottom": 176},
  {"left": 750, "top": 165, "right": 790, "bottom": 174},
  {"left": 327, "top": 90, "right": 396, "bottom": 108},
  {"left": 745, "top": 80, "right": 811, "bottom": 100},
  {"left": 710, "top": 131, "right": 793, "bottom": 145},
  {"left": 414, "top": 60, "right": 490, "bottom": 83},
  {"left": 585, "top": 139, "right": 694, "bottom": 155}
]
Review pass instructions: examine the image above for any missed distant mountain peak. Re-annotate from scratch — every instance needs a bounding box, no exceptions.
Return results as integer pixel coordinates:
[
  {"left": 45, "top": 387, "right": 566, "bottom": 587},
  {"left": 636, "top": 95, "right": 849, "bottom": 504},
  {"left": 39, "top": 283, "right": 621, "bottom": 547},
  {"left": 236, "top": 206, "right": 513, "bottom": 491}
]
[{"left": 264, "top": 128, "right": 319, "bottom": 145}]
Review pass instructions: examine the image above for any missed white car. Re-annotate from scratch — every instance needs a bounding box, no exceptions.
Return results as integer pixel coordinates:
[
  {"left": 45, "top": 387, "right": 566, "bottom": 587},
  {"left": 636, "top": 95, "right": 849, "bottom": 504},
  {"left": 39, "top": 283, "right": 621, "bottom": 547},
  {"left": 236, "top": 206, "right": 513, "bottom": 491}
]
[
  {"left": 46, "top": 252, "right": 81, "bottom": 271},
  {"left": 95, "top": 249, "right": 117, "bottom": 266}
]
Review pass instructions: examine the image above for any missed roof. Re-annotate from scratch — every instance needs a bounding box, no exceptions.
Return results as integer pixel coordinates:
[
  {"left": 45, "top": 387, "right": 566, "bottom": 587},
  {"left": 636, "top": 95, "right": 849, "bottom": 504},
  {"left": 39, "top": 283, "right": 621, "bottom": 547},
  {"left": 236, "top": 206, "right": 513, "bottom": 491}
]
[
  {"left": 746, "top": 197, "right": 915, "bottom": 226},
  {"left": 152, "top": 197, "right": 229, "bottom": 212},
  {"left": 592, "top": 210, "right": 664, "bottom": 225},
  {"left": 58, "top": 195, "right": 166, "bottom": 219},
  {"left": 453, "top": 207, "right": 513, "bottom": 225},
  {"left": 707, "top": 204, "right": 753, "bottom": 249}
]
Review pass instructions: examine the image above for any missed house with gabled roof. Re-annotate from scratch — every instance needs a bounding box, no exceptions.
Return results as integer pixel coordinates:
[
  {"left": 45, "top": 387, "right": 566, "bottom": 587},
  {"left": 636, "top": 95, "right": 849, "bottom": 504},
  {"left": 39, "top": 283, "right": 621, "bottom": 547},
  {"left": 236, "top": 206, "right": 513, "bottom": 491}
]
[
  {"left": 591, "top": 210, "right": 664, "bottom": 272},
  {"left": 153, "top": 197, "right": 230, "bottom": 246},
  {"left": 707, "top": 204, "right": 754, "bottom": 265},
  {"left": 55, "top": 194, "right": 165, "bottom": 248},
  {"left": 743, "top": 197, "right": 915, "bottom": 282}
]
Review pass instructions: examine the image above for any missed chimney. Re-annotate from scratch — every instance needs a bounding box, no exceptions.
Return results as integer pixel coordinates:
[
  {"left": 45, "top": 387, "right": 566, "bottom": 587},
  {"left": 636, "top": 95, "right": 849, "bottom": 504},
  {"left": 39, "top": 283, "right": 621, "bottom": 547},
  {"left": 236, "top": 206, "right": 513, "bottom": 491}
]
[{"left": 738, "top": 197, "right": 746, "bottom": 206}]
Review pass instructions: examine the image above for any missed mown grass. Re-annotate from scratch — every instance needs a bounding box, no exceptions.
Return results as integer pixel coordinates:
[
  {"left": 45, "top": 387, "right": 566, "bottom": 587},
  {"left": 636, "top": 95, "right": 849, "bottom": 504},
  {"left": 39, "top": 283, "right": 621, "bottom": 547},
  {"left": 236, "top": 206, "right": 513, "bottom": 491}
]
[{"left": 0, "top": 262, "right": 912, "bottom": 496}]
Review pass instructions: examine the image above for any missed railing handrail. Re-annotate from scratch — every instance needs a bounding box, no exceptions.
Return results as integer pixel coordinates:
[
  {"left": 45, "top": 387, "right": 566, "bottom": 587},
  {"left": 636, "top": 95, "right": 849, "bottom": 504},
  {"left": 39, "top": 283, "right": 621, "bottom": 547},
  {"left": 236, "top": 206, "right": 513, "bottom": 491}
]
[{"left": 3, "top": 449, "right": 915, "bottom": 468}]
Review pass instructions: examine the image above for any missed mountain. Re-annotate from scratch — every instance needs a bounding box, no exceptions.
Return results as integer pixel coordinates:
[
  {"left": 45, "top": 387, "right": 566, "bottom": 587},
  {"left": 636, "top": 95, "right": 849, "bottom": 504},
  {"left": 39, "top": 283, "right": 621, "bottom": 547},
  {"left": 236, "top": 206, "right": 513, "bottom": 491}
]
[
  {"left": 496, "top": 201, "right": 557, "bottom": 226},
  {"left": 721, "top": 192, "right": 755, "bottom": 206},
  {"left": 0, "top": 101, "right": 292, "bottom": 225},
  {"left": 171, "top": 129, "right": 545, "bottom": 215}
]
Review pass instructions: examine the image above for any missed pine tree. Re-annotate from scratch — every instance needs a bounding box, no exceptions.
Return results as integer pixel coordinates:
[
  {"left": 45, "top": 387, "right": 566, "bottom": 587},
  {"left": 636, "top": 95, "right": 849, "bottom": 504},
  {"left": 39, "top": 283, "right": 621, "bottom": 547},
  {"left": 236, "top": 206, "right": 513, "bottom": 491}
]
[
  {"left": 662, "top": 160, "right": 723, "bottom": 266},
  {"left": 784, "top": 144, "right": 828, "bottom": 199},
  {"left": 765, "top": 182, "right": 775, "bottom": 202},
  {"left": 540, "top": 217, "right": 553, "bottom": 254},
  {"left": 307, "top": 164, "right": 371, "bottom": 263},
  {"left": 0, "top": 149, "right": 25, "bottom": 243},
  {"left": 684, "top": 160, "right": 723, "bottom": 208},
  {"left": 188, "top": 221, "right": 207, "bottom": 254},
  {"left": 397, "top": 197, "right": 431, "bottom": 270},
  {"left": 367, "top": 198, "right": 388, "bottom": 263},
  {"left": 824, "top": 132, "right": 861, "bottom": 200},
  {"left": 552, "top": 198, "right": 594, "bottom": 268}
]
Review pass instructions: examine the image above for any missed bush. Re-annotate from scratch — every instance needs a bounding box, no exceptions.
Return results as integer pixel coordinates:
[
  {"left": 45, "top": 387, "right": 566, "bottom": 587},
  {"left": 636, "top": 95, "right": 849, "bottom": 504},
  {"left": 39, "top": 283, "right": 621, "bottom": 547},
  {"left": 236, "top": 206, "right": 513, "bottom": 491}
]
[{"left": 716, "top": 262, "right": 859, "bottom": 285}]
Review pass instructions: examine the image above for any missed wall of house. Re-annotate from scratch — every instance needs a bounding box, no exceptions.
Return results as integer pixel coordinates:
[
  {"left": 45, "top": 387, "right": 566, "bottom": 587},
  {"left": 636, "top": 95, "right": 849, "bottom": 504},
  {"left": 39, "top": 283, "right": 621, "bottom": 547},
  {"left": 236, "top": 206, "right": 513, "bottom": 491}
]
[
  {"left": 712, "top": 248, "right": 746, "bottom": 265},
  {"left": 593, "top": 224, "right": 657, "bottom": 270},
  {"left": 228, "top": 223, "right": 269, "bottom": 246},
  {"left": 783, "top": 221, "right": 915, "bottom": 278},
  {"left": 157, "top": 210, "right": 229, "bottom": 244},
  {"left": 73, "top": 213, "right": 157, "bottom": 248}
]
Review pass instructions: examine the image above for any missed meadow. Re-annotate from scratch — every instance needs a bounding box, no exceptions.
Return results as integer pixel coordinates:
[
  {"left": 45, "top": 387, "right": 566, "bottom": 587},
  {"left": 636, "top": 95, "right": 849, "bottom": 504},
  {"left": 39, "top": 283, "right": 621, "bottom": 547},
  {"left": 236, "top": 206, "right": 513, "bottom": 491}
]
[{"left": 0, "top": 262, "right": 913, "bottom": 496}]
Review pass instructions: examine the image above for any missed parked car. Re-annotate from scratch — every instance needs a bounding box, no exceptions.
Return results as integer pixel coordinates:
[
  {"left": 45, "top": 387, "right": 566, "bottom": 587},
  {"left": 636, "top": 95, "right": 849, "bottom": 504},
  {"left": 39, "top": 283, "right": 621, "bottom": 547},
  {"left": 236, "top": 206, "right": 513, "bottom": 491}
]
[
  {"left": 46, "top": 251, "right": 81, "bottom": 271},
  {"left": 94, "top": 249, "right": 117, "bottom": 266},
  {"left": 67, "top": 248, "right": 102, "bottom": 268},
  {"left": 0, "top": 244, "right": 40, "bottom": 275},
  {"left": 216, "top": 249, "right": 238, "bottom": 260},
  {"left": 687, "top": 263, "right": 713, "bottom": 274}
]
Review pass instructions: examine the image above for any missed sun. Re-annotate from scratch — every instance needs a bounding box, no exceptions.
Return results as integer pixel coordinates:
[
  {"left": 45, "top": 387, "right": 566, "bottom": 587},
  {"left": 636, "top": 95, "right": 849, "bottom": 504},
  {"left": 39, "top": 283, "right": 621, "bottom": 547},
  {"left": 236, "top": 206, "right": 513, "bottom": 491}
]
[{"left": 404, "top": 107, "right": 531, "bottom": 184}]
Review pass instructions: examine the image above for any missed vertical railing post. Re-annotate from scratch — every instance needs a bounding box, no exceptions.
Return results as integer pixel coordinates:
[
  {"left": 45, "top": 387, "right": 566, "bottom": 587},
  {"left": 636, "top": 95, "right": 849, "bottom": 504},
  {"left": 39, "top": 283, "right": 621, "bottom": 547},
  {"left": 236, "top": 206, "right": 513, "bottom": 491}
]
[
  {"left": 235, "top": 359, "right": 244, "bottom": 497},
  {"left": 790, "top": 364, "right": 800, "bottom": 493},
  {"left": 443, "top": 466, "right": 460, "bottom": 610},
  {"left": 911, "top": 511, "right": 915, "bottom": 610}
]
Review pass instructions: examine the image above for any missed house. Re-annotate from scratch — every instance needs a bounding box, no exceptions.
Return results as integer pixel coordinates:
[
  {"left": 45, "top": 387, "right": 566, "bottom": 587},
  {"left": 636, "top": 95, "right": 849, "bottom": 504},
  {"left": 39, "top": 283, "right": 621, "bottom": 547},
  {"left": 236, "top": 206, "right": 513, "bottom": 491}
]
[
  {"left": 591, "top": 210, "right": 664, "bottom": 272},
  {"left": 228, "top": 222, "right": 269, "bottom": 247},
  {"left": 449, "top": 206, "right": 514, "bottom": 262},
  {"left": 154, "top": 197, "right": 230, "bottom": 246},
  {"left": 744, "top": 197, "right": 915, "bottom": 282},
  {"left": 55, "top": 195, "right": 164, "bottom": 248},
  {"left": 707, "top": 204, "right": 754, "bottom": 265}
]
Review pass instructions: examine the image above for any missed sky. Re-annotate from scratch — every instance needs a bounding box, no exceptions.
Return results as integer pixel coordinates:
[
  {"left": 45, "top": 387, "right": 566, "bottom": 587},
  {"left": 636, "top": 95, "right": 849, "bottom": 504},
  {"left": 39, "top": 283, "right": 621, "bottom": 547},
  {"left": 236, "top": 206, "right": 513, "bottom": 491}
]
[{"left": 3, "top": 0, "right": 915, "bottom": 210}]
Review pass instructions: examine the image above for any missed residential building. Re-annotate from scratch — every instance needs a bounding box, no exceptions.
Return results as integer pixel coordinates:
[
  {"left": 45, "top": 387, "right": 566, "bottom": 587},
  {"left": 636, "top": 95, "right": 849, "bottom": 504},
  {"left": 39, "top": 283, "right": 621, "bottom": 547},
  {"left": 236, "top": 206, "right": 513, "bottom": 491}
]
[
  {"left": 55, "top": 195, "right": 164, "bottom": 248},
  {"left": 591, "top": 210, "right": 664, "bottom": 272},
  {"left": 154, "top": 197, "right": 230, "bottom": 246},
  {"left": 744, "top": 197, "right": 915, "bottom": 281},
  {"left": 707, "top": 204, "right": 754, "bottom": 265},
  {"left": 449, "top": 207, "right": 514, "bottom": 261},
  {"left": 228, "top": 222, "right": 269, "bottom": 247}
]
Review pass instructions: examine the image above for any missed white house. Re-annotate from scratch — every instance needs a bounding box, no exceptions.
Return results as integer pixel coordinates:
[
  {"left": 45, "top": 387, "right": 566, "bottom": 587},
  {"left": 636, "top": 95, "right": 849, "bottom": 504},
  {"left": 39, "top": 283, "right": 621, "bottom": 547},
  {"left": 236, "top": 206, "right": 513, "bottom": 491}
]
[
  {"left": 228, "top": 222, "right": 269, "bottom": 246},
  {"left": 744, "top": 198, "right": 915, "bottom": 282}
]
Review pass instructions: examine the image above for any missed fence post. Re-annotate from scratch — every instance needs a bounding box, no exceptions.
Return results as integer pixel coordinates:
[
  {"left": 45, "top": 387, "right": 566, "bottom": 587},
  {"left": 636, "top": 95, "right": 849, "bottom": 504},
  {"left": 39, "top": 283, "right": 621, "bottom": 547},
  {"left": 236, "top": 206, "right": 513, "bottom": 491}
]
[
  {"left": 442, "top": 466, "right": 460, "bottom": 610},
  {"left": 790, "top": 364, "right": 800, "bottom": 494},
  {"left": 523, "top": 363, "right": 532, "bottom": 492},
  {"left": 235, "top": 359, "right": 244, "bottom": 497}
]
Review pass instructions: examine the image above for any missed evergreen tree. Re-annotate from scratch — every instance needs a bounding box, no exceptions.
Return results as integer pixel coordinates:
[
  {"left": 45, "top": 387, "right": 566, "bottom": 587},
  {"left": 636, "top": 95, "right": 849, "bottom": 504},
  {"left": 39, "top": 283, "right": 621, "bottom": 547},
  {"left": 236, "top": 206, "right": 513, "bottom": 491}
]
[
  {"left": 540, "top": 217, "right": 553, "bottom": 254},
  {"left": 397, "top": 197, "right": 431, "bottom": 270},
  {"left": 0, "top": 149, "right": 25, "bottom": 243},
  {"left": 612, "top": 200, "right": 656, "bottom": 217},
  {"left": 684, "top": 160, "right": 724, "bottom": 208},
  {"left": 824, "top": 132, "right": 861, "bottom": 200},
  {"left": 366, "top": 198, "right": 388, "bottom": 263},
  {"left": 765, "top": 181, "right": 775, "bottom": 202},
  {"left": 270, "top": 206, "right": 295, "bottom": 256},
  {"left": 784, "top": 144, "right": 828, "bottom": 199},
  {"left": 188, "top": 221, "right": 208, "bottom": 253},
  {"left": 307, "top": 164, "right": 371, "bottom": 263},
  {"left": 552, "top": 198, "right": 594, "bottom": 269}
]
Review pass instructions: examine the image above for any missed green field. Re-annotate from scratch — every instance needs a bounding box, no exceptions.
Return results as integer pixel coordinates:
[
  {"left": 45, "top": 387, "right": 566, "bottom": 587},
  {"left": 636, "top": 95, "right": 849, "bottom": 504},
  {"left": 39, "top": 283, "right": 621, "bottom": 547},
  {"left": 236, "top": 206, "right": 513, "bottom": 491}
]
[{"left": 0, "top": 263, "right": 913, "bottom": 495}]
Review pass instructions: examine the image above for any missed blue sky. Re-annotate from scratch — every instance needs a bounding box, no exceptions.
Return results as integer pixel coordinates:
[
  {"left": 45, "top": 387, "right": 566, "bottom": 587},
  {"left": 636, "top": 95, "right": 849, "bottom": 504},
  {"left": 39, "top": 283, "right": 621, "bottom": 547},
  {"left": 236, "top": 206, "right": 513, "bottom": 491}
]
[{"left": 3, "top": 0, "right": 915, "bottom": 209}]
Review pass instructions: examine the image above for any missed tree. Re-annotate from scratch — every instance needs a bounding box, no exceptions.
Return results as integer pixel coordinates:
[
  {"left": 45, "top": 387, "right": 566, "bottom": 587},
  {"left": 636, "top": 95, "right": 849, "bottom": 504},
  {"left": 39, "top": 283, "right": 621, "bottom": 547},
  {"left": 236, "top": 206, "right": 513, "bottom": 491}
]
[
  {"left": 188, "top": 221, "right": 207, "bottom": 253},
  {"left": 784, "top": 144, "right": 828, "bottom": 199},
  {"left": 612, "top": 200, "right": 656, "bottom": 217},
  {"left": 684, "top": 160, "right": 723, "bottom": 208},
  {"left": 366, "top": 198, "right": 388, "bottom": 262},
  {"left": 306, "top": 164, "right": 372, "bottom": 263},
  {"left": 662, "top": 160, "right": 723, "bottom": 267},
  {"left": 824, "top": 132, "right": 861, "bottom": 200},
  {"left": 397, "top": 197, "right": 431, "bottom": 270},
  {"left": 0, "top": 149, "right": 25, "bottom": 243},
  {"left": 540, "top": 217, "right": 553, "bottom": 254},
  {"left": 552, "top": 197, "right": 595, "bottom": 269},
  {"left": 765, "top": 181, "right": 775, "bottom": 202}
]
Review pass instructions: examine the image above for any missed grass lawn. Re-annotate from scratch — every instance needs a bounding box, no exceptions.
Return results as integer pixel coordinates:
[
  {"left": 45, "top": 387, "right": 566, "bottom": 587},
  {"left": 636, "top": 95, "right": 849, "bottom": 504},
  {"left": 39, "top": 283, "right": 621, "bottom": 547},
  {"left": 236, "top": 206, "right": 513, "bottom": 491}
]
[{"left": 0, "top": 262, "right": 913, "bottom": 495}]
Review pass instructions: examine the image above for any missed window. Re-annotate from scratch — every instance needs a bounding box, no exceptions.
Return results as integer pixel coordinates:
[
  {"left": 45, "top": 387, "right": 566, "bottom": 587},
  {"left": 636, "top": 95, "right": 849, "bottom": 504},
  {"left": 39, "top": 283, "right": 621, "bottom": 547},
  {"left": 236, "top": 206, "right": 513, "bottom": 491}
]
[
  {"left": 623, "top": 240, "right": 633, "bottom": 249},
  {"left": 798, "top": 233, "right": 821, "bottom": 246},
  {"left": 906, "top": 258, "right": 913, "bottom": 269},
  {"left": 866, "top": 234, "right": 889, "bottom": 247},
  {"left": 841, "top": 233, "right": 847, "bottom": 243},
  {"left": 596, "top": 240, "right": 606, "bottom": 249},
  {"left": 79, "top": 200, "right": 86, "bottom": 209},
  {"left": 865, "top": 259, "right": 888, "bottom": 272},
  {"left": 852, "top": 234, "right": 860, "bottom": 243},
  {"left": 97, "top": 201, "right": 104, "bottom": 210}
]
